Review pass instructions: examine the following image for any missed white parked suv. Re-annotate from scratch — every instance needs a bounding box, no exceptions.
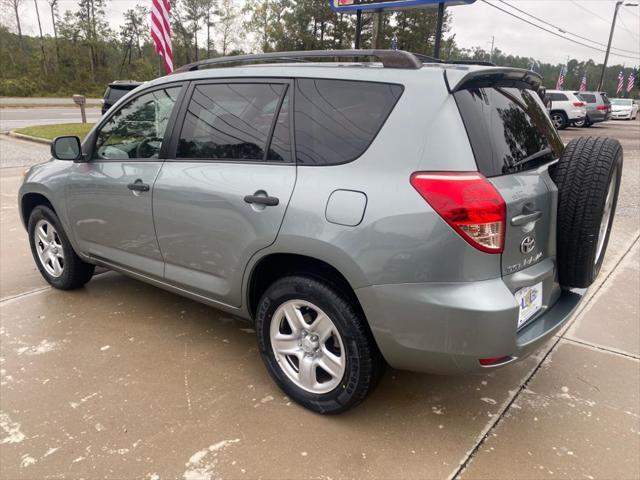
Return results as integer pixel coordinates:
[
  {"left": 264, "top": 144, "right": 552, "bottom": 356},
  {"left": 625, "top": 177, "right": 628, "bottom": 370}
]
[
  {"left": 610, "top": 98, "right": 639, "bottom": 120},
  {"left": 546, "top": 90, "right": 587, "bottom": 130}
]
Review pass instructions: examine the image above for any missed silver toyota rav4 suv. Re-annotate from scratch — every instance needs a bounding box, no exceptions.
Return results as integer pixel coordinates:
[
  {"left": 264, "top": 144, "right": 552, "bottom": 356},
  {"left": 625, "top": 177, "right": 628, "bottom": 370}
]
[{"left": 19, "top": 50, "right": 623, "bottom": 413}]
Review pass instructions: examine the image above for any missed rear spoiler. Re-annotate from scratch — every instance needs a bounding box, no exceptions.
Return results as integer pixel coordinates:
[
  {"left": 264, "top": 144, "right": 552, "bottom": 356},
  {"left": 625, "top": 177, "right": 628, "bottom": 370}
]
[{"left": 445, "top": 68, "right": 543, "bottom": 93}]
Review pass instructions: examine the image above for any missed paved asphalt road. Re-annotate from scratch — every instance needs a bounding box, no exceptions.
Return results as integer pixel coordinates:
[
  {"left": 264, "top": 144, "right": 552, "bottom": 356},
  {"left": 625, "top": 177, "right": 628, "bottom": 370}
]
[
  {"left": 0, "top": 107, "right": 102, "bottom": 133},
  {"left": 0, "top": 97, "right": 102, "bottom": 106},
  {"left": 0, "top": 120, "right": 638, "bottom": 479}
]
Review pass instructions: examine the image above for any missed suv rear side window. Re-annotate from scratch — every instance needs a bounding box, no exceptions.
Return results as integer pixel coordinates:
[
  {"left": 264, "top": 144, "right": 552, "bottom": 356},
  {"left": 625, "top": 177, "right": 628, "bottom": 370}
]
[
  {"left": 294, "top": 79, "right": 403, "bottom": 165},
  {"left": 548, "top": 92, "right": 568, "bottom": 101},
  {"left": 177, "top": 83, "right": 290, "bottom": 162},
  {"left": 454, "top": 87, "right": 564, "bottom": 177}
]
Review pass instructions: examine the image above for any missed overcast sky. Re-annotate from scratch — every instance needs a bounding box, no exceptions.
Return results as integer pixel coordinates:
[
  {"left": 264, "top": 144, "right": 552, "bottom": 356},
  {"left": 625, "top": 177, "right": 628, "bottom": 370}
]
[{"left": 8, "top": 0, "right": 640, "bottom": 66}]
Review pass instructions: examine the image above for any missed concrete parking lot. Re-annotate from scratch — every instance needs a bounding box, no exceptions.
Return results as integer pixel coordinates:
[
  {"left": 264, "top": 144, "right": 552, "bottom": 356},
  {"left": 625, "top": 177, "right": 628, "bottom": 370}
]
[{"left": 1, "top": 120, "right": 638, "bottom": 479}]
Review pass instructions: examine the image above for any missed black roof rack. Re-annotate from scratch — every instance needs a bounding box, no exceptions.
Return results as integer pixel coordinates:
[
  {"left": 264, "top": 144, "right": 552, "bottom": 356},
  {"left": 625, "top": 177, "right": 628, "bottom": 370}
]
[{"left": 171, "top": 49, "right": 423, "bottom": 74}]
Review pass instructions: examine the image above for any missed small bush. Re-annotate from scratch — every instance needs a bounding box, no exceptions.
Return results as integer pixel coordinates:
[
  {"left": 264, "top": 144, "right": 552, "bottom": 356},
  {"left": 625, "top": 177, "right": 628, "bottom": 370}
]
[{"left": 0, "top": 78, "right": 38, "bottom": 97}]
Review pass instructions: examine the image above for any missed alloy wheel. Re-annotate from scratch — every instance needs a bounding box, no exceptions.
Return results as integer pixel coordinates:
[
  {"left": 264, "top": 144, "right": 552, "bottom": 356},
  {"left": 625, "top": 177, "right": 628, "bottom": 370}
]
[
  {"left": 34, "top": 219, "right": 65, "bottom": 277},
  {"left": 595, "top": 169, "right": 617, "bottom": 265}
]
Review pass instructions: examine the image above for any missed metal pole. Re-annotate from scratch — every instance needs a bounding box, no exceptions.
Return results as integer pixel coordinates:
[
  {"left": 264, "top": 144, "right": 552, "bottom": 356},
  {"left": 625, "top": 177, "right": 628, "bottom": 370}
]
[
  {"left": 371, "top": 11, "right": 383, "bottom": 49},
  {"left": 355, "top": 9, "right": 362, "bottom": 49},
  {"left": 489, "top": 35, "right": 495, "bottom": 63},
  {"left": 598, "top": 1, "right": 622, "bottom": 92},
  {"left": 433, "top": 2, "right": 445, "bottom": 59}
]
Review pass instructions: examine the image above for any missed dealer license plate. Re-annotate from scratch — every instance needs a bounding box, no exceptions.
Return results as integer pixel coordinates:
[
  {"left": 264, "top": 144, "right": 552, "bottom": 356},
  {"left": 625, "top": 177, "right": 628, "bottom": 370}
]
[{"left": 515, "top": 282, "right": 543, "bottom": 328}]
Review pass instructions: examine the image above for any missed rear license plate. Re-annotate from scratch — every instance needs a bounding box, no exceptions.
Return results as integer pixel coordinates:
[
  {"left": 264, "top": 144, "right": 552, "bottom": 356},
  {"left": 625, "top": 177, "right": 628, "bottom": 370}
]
[{"left": 515, "top": 282, "right": 543, "bottom": 328}]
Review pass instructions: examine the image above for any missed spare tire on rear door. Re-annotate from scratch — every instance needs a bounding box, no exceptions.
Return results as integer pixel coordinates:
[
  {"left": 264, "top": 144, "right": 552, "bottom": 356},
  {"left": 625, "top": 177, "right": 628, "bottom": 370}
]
[{"left": 552, "top": 136, "right": 623, "bottom": 288}]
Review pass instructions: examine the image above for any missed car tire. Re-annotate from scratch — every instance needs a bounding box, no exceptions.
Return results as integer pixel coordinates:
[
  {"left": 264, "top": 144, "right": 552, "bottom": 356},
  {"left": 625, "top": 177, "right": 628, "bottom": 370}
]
[
  {"left": 28, "top": 205, "right": 95, "bottom": 290},
  {"left": 574, "top": 117, "right": 589, "bottom": 128},
  {"left": 255, "top": 275, "right": 384, "bottom": 414},
  {"left": 551, "top": 137, "right": 623, "bottom": 288},
  {"left": 551, "top": 111, "right": 568, "bottom": 130}
]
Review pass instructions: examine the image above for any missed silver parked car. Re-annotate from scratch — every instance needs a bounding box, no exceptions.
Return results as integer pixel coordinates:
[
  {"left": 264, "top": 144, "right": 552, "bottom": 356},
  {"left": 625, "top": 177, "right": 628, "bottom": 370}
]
[
  {"left": 573, "top": 91, "right": 612, "bottom": 127},
  {"left": 19, "top": 51, "right": 623, "bottom": 413}
]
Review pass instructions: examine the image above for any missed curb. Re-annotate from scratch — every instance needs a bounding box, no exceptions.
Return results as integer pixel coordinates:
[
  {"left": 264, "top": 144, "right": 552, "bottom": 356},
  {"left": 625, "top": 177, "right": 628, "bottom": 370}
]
[{"left": 7, "top": 131, "right": 52, "bottom": 145}]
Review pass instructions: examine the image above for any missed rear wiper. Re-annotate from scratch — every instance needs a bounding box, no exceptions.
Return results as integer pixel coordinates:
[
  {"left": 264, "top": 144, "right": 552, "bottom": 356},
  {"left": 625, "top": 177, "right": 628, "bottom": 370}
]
[{"left": 511, "top": 147, "right": 553, "bottom": 169}]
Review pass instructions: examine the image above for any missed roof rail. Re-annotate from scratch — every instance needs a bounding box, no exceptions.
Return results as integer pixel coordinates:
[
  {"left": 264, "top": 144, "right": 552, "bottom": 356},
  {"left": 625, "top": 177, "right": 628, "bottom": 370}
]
[
  {"left": 411, "top": 52, "right": 496, "bottom": 67},
  {"left": 171, "top": 49, "right": 423, "bottom": 74}
]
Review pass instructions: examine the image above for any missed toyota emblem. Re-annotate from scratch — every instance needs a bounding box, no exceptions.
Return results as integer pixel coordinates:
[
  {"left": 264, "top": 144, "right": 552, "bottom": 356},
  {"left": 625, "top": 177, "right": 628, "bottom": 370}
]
[{"left": 520, "top": 236, "right": 536, "bottom": 254}]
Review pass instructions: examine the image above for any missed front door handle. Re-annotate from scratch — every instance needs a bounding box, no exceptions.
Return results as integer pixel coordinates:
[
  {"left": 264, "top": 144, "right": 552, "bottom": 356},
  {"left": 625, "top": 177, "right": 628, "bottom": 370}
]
[
  {"left": 244, "top": 194, "right": 279, "bottom": 207},
  {"left": 128, "top": 179, "right": 150, "bottom": 192}
]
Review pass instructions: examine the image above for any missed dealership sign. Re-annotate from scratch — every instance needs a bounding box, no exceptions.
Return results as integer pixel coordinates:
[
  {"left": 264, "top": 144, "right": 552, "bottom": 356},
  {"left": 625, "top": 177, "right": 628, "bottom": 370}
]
[{"left": 330, "top": 0, "right": 476, "bottom": 13}]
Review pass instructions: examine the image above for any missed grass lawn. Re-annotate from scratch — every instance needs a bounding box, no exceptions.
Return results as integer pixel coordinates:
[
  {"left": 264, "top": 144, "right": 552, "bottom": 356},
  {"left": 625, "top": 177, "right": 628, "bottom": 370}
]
[{"left": 14, "top": 123, "right": 95, "bottom": 141}]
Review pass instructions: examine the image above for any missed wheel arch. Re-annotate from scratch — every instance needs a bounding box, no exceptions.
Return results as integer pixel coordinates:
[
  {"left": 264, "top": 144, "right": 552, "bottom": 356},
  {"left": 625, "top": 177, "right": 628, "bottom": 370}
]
[
  {"left": 20, "top": 192, "right": 56, "bottom": 229},
  {"left": 246, "top": 252, "right": 366, "bottom": 323}
]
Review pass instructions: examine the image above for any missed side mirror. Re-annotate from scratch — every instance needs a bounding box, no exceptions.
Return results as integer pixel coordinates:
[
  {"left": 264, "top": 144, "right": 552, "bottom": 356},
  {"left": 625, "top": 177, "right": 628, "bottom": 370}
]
[{"left": 51, "top": 136, "right": 83, "bottom": 162}]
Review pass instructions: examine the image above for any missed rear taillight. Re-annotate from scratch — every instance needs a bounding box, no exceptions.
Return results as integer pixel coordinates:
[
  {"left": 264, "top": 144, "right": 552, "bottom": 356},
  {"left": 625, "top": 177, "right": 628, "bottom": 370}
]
[
  {"left": 410, "top": 172, "right": 506, "bottom": 254},
  {"left": 573, "top": 101, "right": 585, "bottom": 107},
  {"left": 596, "top": 105, "right": 608, "bottom": 111}
]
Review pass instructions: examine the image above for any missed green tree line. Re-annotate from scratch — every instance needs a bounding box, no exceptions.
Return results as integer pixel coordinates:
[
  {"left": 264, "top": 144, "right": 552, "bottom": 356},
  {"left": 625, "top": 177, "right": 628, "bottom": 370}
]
[{"left": 0, "top": 0, "right": 636, "bottom": 98}]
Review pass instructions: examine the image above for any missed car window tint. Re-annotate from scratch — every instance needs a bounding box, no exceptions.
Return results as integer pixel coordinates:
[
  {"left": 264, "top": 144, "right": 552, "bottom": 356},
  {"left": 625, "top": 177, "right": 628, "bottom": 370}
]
[
  {"left": 294, "top": 79, "right": 403, "bottom": 165},
  {"left": 454, "top": 87, "right": 564, "bottom": 177},
  {"left": 549, "top": 93, "right": 568, "bottom": 101},
  {"left": 580, "top": 93, "right": 596, "bottom": 103},
  {"left": 266, "top": 91, "right": 291, "bottom": 162},
  {"left": 177, "top": 83, "right": 288, "bottom": 161},
  {"left": 93, "top": 87, "right": 180, "bottom": 160}
]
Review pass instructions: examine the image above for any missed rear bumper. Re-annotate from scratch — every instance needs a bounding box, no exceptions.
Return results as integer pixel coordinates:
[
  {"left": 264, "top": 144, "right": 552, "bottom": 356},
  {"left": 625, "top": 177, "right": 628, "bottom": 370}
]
[
  {"left": 357, "top": 260, "right": 585, "bottom": 374},
  {"left": 588, "top": 111, "right": 608, "bottom": 123}
]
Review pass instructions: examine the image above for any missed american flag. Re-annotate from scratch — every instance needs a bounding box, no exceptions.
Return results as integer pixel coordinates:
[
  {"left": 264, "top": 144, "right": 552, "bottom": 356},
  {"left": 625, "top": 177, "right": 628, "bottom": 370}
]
[
  {"left": 579, "top": 73, "right": 587, "bottom": 92},
  {"left": 617, "top": 69, "right": 625, "bottom": 95},
  {"left": 628, "top": 68, "right": 637, "bottom": 93},
  {"left": 556, "top": 65, "right": 566, "bottom": 90},
  {"left": 151, "top": 0, "right": 173, "bottom": 74}
]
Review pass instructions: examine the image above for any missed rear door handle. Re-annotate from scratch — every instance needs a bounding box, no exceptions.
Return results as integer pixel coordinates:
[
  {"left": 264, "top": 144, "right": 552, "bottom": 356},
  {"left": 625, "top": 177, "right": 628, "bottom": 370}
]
[
  {"left": 244, "top": 194, "right": 279, "bottom": 206},
  {"left": 511, "top": 209, "right": 542, "bottom": 226},
  {"left": 127, "top": 179, "right": 150, "bottom": 192}
]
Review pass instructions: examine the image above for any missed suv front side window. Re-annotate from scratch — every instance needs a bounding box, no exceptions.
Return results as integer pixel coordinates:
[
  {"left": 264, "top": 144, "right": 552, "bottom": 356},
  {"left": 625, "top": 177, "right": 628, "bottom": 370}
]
[{"left": 93, "top": 86, "right": 181, "bottom": 160}]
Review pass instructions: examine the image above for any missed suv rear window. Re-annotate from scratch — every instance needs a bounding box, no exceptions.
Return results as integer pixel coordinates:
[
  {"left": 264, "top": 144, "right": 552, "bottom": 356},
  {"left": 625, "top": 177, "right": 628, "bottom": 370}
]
[
  {"left": 579, "top": 93, "right": 597, "bottom": 103},
  {"left": 105, "top": 87, "right": 133, "bottom": 103},
  {"left": 454, "top": 87, "right": 564, "bottom": 177},
  {"left": 294, "top": 79, "right": 403, "bottom": 165}
]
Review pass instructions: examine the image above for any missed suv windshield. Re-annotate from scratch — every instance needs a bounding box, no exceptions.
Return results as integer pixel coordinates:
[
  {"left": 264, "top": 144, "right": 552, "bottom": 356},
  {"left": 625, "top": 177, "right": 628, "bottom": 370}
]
[{"left": 454, "top": 87, "right": 564, "bottom": 177}]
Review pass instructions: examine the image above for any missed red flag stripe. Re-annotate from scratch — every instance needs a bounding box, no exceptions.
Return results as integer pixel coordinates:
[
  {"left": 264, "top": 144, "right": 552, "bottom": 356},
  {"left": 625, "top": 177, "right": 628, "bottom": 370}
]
[
  {"left": 153, "top": 0, "right": 172, "bottom": 40},
  {"left": 151, "top": 0, "right": 173, "bottom": 74}
]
